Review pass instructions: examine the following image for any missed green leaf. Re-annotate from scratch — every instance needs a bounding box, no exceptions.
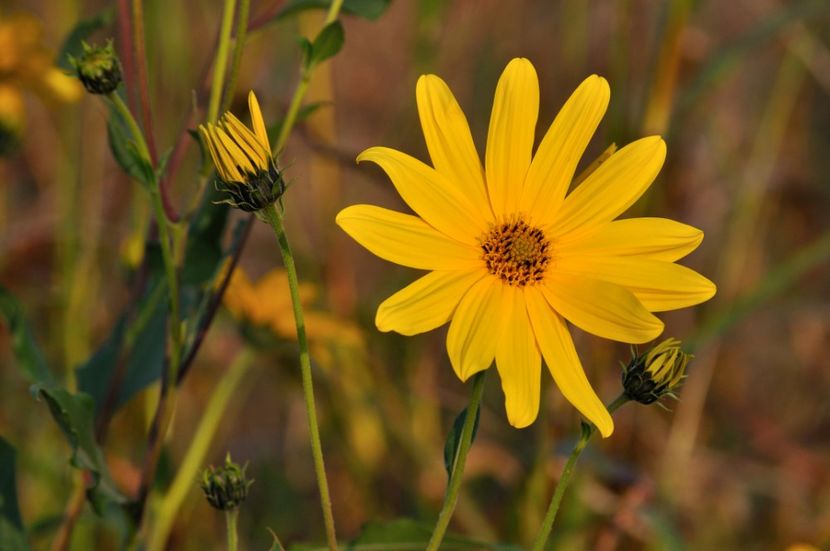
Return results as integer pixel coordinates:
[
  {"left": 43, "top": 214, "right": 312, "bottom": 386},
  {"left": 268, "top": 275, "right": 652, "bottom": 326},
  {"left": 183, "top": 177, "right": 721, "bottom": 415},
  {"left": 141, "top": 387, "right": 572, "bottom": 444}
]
[
  {"left": 57, "top": 8, "right": 115, "bottom": 70},
  {"left": 278, "top": 0, "right": 391, "bottom": 21},
  {"left": 0, "top": 437, "right": 28, "bottom": 551},
  {"left": 182, "top": 187, "right": 231, "bottom": 287},
  {"left": 33, "top": 387, "right": 126, "bottom": 512},
  {"left": 107, "top": 101, "right": 154, "bottom": 186},
  {"left": 75, "top": 316, "right": 128, "bottom": 414},
  {"left": 443, "top": 406, "right": 480, "bottom": 481},
  {"left": 0, "top": 286, "right": 54, "bottom": 385},
  {"left": 305, "top": 21, "right": 345, "bottom": 69}
]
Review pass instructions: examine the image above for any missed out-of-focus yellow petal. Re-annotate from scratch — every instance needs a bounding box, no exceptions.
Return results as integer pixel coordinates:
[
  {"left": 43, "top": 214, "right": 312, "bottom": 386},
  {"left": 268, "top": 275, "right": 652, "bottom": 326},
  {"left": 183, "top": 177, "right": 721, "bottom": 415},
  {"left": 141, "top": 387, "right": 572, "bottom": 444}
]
[
  {"left": 357, "top": 146, "right": 487, "bottom": 243},
  {"left": 37, "top": 67, "right": 83, "bottom": 103},
  {"left": 558, "top": 217, "right": 703, "bottom": 262},
  {"left": 485, "top": 58, "right": 539, "bottom": 216},
  {"left": 521, "top": 75, "right": 610, "bottom": 226},
  {"left": 558, "top": 256, "right": 717, "bottom": 312},
  {"left": 447, "top": 277, "right": 504, "bottom": 381},
  {"left": 494, "top": 286, "right": 541, "bottom": 428},
  {"left": 248, "top": 91, "right": 271, "bottom": 153},
  {"left": 526, "top": 288, "right": 613, "bottom": 437},
  {"left": 336, "top": 205, "right": 481, "bottom": 271},
  {"left": 551, "top": 136, "right": 666, "bottom": 236},
  {"left": 376, "top": 269, "right": 486, "bottom": 336},
  {"left": 416, "top": 74, "right": 491, "bottom": 218},
  {"left": 543, "top": 273, "right": 663, "bottom": 343}
]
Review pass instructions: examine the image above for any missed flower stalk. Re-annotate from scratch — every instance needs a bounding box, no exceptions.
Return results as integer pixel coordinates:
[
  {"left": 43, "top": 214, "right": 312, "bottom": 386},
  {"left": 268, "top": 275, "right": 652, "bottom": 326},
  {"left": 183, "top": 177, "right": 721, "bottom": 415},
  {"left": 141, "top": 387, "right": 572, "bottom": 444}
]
[
  {"left": 530, "top": 394, "right": 629, "bottom": 551},
  {"left": 426, "top": 371, "right": 487, "bottom": 551},
  {"left": 260, "top": 203, "right": 338, "bottom": 551}
]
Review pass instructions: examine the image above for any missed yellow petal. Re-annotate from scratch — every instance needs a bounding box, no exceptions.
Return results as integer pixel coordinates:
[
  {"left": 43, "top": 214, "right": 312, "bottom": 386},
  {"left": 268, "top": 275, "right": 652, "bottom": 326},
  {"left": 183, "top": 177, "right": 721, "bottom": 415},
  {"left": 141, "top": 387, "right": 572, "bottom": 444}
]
[
  {"left": 494, "top": 286, "right": 541, "bottom": 428},
  {"left": 357, "top": 147, "right": 486, "bottom": 243},
  {"left": 557, "top": 256, "right": 717, "bottom": 312},
  {"left": 215, "top": 125, "right": 256, "bottom": 175},
  {"left": 376, "top": 269, "right": 487, "bottom": 336},
  {"left": 416, "top": 74, "right": 492, "bottom": 218},
  {"left": 485, "top": 58, "right": 539, "bottom": 216},
  {"left": 336, "top": 205, "right": 481, "bottom": 271},
  {"left": 205, "top": 125, "right": 244, "bottom": 182},
  {"left": 525, "top": 289, "right": 613, "bottom": 437},
  {"left": 542, "top": 273, "right": 664, "bottom": 343},
  {"left": 248, "top": 91, "right": 271, "bottom": 153},
  {"left": 222, "top": 112, "right": 268, "bottom": 170},
  {"left": 446, "top": 277, "right": 504, "bottom": 381},
  {"left": 551, "top": 136, "right": 666, "bottom": 236},
  {"left": 521, "top": 75, "right": 610, "bottom": 226},
  {"left": 558, "top": 217, "right": 704, "bottom": 262}
]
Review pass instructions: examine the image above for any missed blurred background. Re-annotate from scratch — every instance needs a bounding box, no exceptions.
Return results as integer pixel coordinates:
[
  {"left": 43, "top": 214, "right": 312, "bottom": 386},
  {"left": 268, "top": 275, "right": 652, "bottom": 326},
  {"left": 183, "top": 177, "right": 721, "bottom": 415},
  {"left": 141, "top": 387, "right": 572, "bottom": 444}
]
[{"left": 1, "top": 0, "right": 829, "bottom": 549}]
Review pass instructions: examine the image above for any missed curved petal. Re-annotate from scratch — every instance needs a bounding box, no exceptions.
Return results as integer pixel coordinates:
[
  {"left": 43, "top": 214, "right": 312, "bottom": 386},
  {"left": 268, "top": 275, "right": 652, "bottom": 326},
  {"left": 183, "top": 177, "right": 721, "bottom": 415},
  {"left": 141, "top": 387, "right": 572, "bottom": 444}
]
[
  {"left": 357, "top": 147, "right": 487, "bottom": 243},
  {"left": 248, "top": 91, "right": 271, "bottom": 153},
  {"left": 485, "top": 58, "right": 539, "bottom": 216},
  {"left": 416, "top": 74, "right": 491, "bottom": 218},
  {"left": 336, "top": 205, "right": 481, "bottom": 270},
  {"left": 526, "top": 289, "right": 613, "bottom": 437},
  {"left": 542, "top": 272, "right": 664, "bottom": 343},
  {"left": 494, "top": 286, "right": 542, "bottom": 428},
  {"left": 446, "top": 277, "right": 504, "bottom": 381},
  {"left": 550, "top": 136, "right": 666, "bottom": 236},
  {"left": 376, "top": 269, "right": 487, "bottom": 335},
  {"left": 557, "top": 217, "right": 704, "bottom": 262},
  {"left": 521, "top": 75, "right": 610, "bottom": 225},
  {"left": 557, "top": 256, "right": 717, "bottom": 312}
]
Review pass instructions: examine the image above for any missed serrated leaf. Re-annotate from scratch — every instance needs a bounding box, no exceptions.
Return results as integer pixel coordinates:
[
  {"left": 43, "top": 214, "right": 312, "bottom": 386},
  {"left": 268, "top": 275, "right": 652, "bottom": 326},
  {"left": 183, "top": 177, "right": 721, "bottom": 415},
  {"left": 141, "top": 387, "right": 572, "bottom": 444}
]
[
  {"left": 0, "top": 287, "right": 54, "bottom": 386},
  {"left": 33, "top": 387, "right": 126, "bottom": 512},
  {"left": 278, "top": 0, "right": 391, "bottom": 21},
  {"left": 57, "top": 8, "right": 115, "bottom": 70},
  {"left": 443, "top": 405, "right": 480, "bottom": 482},
  {"left": 0, "top": 437, "right": 28, "bottom": 551},
  {"left": 306, "top": 21, "right": 344, "bottom": 69}
]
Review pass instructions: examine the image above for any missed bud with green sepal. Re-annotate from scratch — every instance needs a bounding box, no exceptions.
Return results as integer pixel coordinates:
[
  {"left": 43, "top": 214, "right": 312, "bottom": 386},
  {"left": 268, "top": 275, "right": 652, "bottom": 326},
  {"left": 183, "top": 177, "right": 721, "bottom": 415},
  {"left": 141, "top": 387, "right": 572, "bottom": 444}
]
[
  {"left": 69, "top": 40, "right": 122, "bottom": 95},
  {"left": 200, "top": 453, "right": 253, "bottom": 511},
  {"left": 622, "top": 338, "right": 691, "bottom": 405}
]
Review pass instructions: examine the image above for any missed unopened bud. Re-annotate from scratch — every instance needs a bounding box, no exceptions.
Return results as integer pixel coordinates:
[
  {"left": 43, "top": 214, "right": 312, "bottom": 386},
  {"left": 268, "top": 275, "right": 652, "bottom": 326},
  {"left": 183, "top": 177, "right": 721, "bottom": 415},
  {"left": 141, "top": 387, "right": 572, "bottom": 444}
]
[
  {"left": 70, "top": 40, "right": 122, "bottom": 95},
  {"left": 200, "top": 453, "right": 253, "bottom": 511},
  {"left": 622, "top": 338, "right": 690, "bottom": 405}
]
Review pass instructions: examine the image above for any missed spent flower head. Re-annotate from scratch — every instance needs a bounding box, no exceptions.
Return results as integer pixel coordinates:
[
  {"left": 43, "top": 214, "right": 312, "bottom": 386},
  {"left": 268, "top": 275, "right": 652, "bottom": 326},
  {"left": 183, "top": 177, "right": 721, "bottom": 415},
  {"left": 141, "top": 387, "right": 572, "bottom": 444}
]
[
  {"left": 336, "top": 58, "right": 716, "bottom": 436},
  {"left": 622, "top": 338, "right": 690, "bottom": 405},
  {"left": 200, "top": 453, "right": 253, "bottom": 511},
  {"left": 70, "top": 40, "right": 122, "bottom": 95},
  {"left": 199, "top": 92, "right": 286, "bottom": 212}
]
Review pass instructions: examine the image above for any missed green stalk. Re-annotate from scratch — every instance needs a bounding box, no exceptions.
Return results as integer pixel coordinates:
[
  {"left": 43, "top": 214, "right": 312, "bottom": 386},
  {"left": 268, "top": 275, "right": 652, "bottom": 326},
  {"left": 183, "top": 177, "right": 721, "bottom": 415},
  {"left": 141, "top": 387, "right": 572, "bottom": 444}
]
[
  {"left": 425, "top": 371, "right": 487, "bottom": 551},
  {"left": 272, "top": 0, "right": 345, "bottom": 154},
  {"left": 207, "top": 0, "right": 238, "bottom": 124},
  {"left": 260, "top": 204, "right": 337, "bottom": 551},
  {"left": 225, "top": 509, "right": 239, "bottom": 551},
  {"left": 221, "top": 0, "right": 250, "bottom": 114},
  {"left": 531, "top": 394, "right": 629, "bottom": 551},
  {"left": 146, "top": 348, "right": 255, "bottom": 551}
]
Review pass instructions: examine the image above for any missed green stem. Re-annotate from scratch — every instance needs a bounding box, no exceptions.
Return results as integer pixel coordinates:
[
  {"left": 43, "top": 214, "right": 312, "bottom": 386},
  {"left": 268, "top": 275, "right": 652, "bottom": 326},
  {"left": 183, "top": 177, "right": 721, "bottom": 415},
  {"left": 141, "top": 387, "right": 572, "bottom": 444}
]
[
  {"left": 146, "top": 348, "right": 255, "bottom": 551},
  {"left": 531, "top": 394, "right": 629, "bottom": 551},
  {"left": 272, "top": 0, "right": 345, "bottom": 154},
  {"left": 426, "top": 371, "right": 488, "bottom": 551},
  {"left": 221, "top": 0, "right": 250, "bottom": 114},
  {"left": 260, "top": 204, "right": 338, "bottom": 551},
  {"left": 207, "top": 0, "right": 238, "bottom": 123},
  {"left": 225, "top": 509, "right": 239, "bottom": 551}
]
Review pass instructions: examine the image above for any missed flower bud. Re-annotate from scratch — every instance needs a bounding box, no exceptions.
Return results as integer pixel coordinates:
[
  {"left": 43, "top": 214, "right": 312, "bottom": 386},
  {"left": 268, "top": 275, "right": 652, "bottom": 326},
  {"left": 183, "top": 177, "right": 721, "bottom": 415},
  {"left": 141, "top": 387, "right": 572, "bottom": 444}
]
[
  {"left": 70, "top": 40, "right": 122, "bottom": 95},
  {"left": 200, "top": 453, "right": 253, "bottom": 511},
  {"left": 622, "top": 338, "right": 690, "bottom": 405}
]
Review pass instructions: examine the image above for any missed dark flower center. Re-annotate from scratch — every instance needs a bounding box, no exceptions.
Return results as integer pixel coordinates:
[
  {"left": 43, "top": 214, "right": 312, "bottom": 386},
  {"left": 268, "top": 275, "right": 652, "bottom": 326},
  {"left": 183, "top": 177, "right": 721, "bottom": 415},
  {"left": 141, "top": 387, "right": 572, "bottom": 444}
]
[{"left": 480, "top": 217, "right": 551, "bottom": 287}]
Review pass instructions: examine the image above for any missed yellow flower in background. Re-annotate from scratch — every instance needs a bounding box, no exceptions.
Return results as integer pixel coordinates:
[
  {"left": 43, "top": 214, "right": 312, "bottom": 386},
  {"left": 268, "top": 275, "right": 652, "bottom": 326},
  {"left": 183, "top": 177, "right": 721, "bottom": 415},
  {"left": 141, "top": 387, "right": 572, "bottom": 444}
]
[
  {"left": 199, "top": 92, "right": 286, "bottom": 212},
  {"left": 337, "top": 58, "right": 716, "bottom": 436},
  {"left": 0, "top": 11, "right": 82, "bottom": 153},
  {"left": 224, "top": 266, "right": 363, "bottom": 352}
]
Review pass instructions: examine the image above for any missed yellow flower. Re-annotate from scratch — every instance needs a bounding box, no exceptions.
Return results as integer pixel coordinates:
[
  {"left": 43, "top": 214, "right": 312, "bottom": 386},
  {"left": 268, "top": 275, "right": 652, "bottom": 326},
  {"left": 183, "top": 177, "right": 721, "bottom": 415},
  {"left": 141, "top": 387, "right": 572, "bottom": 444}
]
[
  {"left": 336, "top": 58, "right": 716, "bottom": 436},
  {"left": 199, "top": 92, "right": 286, "bottom": 212}
]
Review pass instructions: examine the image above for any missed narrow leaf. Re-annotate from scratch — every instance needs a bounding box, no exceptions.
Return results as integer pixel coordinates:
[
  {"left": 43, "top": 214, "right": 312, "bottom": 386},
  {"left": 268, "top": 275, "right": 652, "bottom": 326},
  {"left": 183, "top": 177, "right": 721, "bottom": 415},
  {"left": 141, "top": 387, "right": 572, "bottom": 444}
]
[
  {"left": 277, "top": 0, "right": 391, "bottom": 21},
  {"left": 0, "top": 286, "right": 53, "bottom": 385},
  {"left": 443, "top": 406, "right": 480, "bottom": 481},
  {"left": 0, "top": 437, "right": 28, "bottom": 551},
  {"left": 308, "top": 21, "right": 344, "bottom": 68}
]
